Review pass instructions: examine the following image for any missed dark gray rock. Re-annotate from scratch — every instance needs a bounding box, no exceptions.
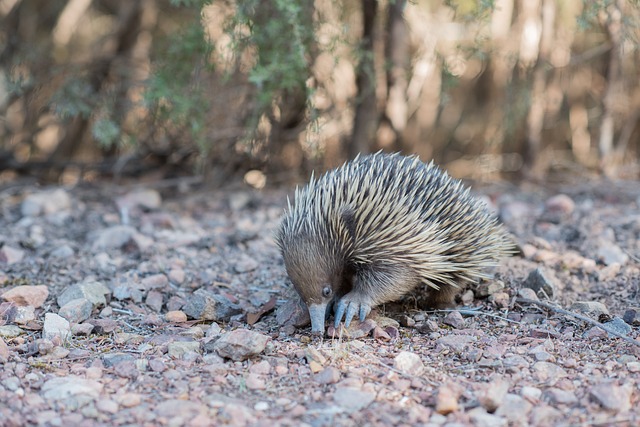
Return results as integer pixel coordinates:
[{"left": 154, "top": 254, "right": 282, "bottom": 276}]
[
  {"left": 522, "top": 268, "right": 557, "bottom": 298},
  {"left": 58, "top": 298, "right": 93, "bottom": 323}
]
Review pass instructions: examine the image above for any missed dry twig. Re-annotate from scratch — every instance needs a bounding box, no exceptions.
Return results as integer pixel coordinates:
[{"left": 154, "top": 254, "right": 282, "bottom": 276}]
[{"left": 516, "top": 298, "right": 640, "bottom": 348}]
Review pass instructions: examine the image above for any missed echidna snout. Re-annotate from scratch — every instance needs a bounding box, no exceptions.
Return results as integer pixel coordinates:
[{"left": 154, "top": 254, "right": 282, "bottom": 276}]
[
  {"left": 280, "top": 233, "right": 345, "bottom": 332},
  {"left": 276, "top": 152, "right": 513, "bottom": 334}
]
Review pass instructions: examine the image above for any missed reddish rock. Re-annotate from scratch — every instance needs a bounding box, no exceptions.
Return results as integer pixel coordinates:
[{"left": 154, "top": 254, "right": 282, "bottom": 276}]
[
  {"left": 2, "top": 285, "right": 49, "bottom": 308},
  {"left": 0, "top": 245, "right": 25, "bottom": 265}
]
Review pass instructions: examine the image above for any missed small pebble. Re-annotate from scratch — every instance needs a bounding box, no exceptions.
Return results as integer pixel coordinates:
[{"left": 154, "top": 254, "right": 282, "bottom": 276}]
[{"left": 165, "top": 311, "right": 187, "bottom": 323}]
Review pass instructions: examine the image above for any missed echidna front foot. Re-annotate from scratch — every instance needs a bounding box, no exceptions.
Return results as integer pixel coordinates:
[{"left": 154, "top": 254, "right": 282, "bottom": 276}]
[{"left": 334, "top": 294, "right": 372, "bottom": 328}]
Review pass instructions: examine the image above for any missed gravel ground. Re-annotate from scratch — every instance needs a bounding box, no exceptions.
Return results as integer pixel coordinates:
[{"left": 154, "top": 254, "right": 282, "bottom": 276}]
[{"left": 0, "top": 178, "right": 639, "bottom": 427}]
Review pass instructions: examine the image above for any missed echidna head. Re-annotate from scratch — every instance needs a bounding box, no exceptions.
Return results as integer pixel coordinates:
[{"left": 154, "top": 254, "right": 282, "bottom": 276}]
[{"left": 279, "top": 232, "right": 343, "bottom": 334}]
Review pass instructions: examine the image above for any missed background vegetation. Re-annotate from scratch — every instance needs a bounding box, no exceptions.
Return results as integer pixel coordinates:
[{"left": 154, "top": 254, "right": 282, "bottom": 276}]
[{"left": 1, "top": 0, "right": 639, "bottom": 185}]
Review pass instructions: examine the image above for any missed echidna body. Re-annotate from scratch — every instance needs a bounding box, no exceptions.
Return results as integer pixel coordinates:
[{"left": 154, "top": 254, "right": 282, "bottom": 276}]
[{"left": 276, "top": 152, "right": 512, "bottom": 334}]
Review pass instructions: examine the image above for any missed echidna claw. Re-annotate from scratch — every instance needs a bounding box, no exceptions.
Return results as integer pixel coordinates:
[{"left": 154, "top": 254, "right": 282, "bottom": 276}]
[
  {"left": 334, "top": 299, "right": 372, "bottom": 328},
  {"left": 334, "top": 300, "right": 347, "bottom": 328},
  {"left": 344, "top": 303, "right": 358, "bottom": 327},
  {"left": 359, "top": 305, "right": 370, "bottom": 322}
]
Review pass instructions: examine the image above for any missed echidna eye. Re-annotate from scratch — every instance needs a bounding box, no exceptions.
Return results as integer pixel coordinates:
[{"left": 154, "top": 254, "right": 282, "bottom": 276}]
[{"left": 322, "top": 286, "right": 332, "bottom": 298}]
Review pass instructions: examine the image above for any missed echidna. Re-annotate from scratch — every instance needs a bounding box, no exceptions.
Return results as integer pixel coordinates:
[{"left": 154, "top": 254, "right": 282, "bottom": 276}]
[{"left": 276, "top": 152, "right": 513, "bottom": 334}]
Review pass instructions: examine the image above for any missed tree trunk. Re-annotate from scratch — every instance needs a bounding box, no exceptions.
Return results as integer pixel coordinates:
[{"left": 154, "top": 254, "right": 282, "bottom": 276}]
[
  {"left": 43, "top": 1, "right": 145, "bottom": 182},
  {"left": 380, "top": 0, "right": 408, "bottom": 152},
  {"left": 349, "top": 0, "right": 378, "bottom": 159},
  {"left": 599, "top": 0, "right": 623, "bottom": 176}
]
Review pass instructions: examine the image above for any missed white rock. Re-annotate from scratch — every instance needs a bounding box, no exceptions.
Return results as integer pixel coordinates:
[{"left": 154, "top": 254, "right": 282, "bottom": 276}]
[
  {"left": 43, "top": 313, "right": 71, "bottom": 341},
  {"left": 41, "top": 376, "right": 102, "bottom": 400}
]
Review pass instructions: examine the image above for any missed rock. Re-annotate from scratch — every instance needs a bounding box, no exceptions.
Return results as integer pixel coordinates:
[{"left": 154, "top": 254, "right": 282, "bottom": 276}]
[
  {"left": 50, "top": 245, "right": 75, "bottom": 259},
  {"left": 43, "top": 313, "right": 71, "bottom": 341},
  {"left": 517, "top": 288, "right": 538, "bottom": 301},
  {"left": 0, "top": 245, "right": 25, "bottom": 265},
  {"left": 467, "top": 407, "right": 507, "bottom": 427},
  {"left": 476, "top": 280, "right": 505, "bottom": 297},
  {"left": 333, "top": 387, "right": 375, "bottom": 412},
  {"left": 521, "top": 386, "right": 542, "bottom": 401},
  {"left": 443, "top": 311, "right": 465, "bottom": 329},
  {"left": 168, "top": 341, "right": 201, "bottom": 358},
  {"left": 141, "top": 274, "right": 169, "bottom": 290},
  {"left": 92, "top": 318, "right": 118, "bottom": 334},
  {"left": 596, "top": 242, "right": 629, "bottom": 266},
  {"left": 145, "top": 290, "right": 164, "bottom": 312},
  {"left": 417, "top": 320, "right": 439, "bottom": 333},
  {"left": 102, "top": 352, "right": 135, "bottom": 367},
  {"left": 604, "top": 317, "right": 632, "bottom": 337},
  {"left": 57, "top": 281, "right": 110, "bottom": 309},
  {"left": 543, "top": 388, "right": 577, "bottom": 405},
  {"left": 500, "top": 201, "right": 533, "bottom": 224},
  {"left": 399, "top": 315, "right": 415, "bottom": 327},
  {"left": 393, "top": 351, "right": 424, "bottom": 376},
  {"left": 0, "top": 337, "right": 9, "bottom": 361},
  {"left": 530, "top": 405, "right": 562, "bottom": 425},
  {"left": 2, "top": 285, "right": 49, "bottom": 308},
  {"left": 544, "top": 194, "right": 575, "bottom": 217},
  {"left": 531, "top": 349, "right": 554, "bottom": 361},
  {"left": 314, "top": 366, "right": 341, "bottom": 385},
  {"left": 92, "top": 225, "right": 137, "bottom": 250},
  {"left": 489, "top": 292, "right": 510, "bottom": 308},
  {"left": 0, "top": 325, "right": 24, "bottom": 338},
  {"left": 570, "top": 301, "right": 609, "bottom": 318},
  {"left": 233, "top": 256, "right": 259, "bottom": 273},
  {"left": 168, "top": 268, "right": 186, "bottom": 284},
  {"left": 494, "top": 394, "right": 532, "bottom": 424},
  {"left": 130, "top": 233, "right": 154, "bottom": 251},
  {"left": 249, "top": 360, "right": 271, "bottom": 375},
  {"left": 435, "top": 384, "right": 459, "bottom": 415},
  {"left": 149, "top": 359, "right": 167, "bottom": 372},
  {"left": 113, "top": 360, "right": 139, "bottom": 379},
  {"left": 626, "top": 361, "right": 640, "bottom": 373},
  {"left": 529, "top": 328, "right": 560, "bottom": 339},
  {"left": 583, "top": 326, "right": 607, "bottom": 340},
  {"left": 327, "top": 318, "right": 377, "bottom": 339},
  {"left": 72, "top": 323, "right": 94, "bottom": 336},
  {"left": 623, "top": 308, "right": 640, "bottom": 326},
  {"left": 254, "top": 401, "right": 269, "bottom": 411},
  {"left": 181, "top": 290, "right": 216, "bottom": 320},
  {"left": 41, "top": 376, "right": 102, "bottom": 401},
  {"left": 212, "top": 329, "right": 271, "bottom": 361},
  {"left": 245, "top": 373, "right": 266, "bottom": 390},
  {"left": 532, "top": 362, "right": 567, "bottom": 382},
  {"left": 116, "top": 393, "right": 142, "bottom": 408},
  {"left": 165, "top": 311, "right": 187, "bottom": 323},
  {"left": 597, "top": 263, "right": 621, "bottom": 281},
  {"left": 522, "top": 268, "right": 557, "bottom": 297},
  {"left": 460, "top": 289, "right": 475, "bottom": 305},
  {"left": 435, "top": 335, "right": 477, "bottom": 352},
  {"left": 479, "top": 378, "right": 510, "bottom": 412},
  {"left": 182, "top": 289, "right": 243, "bottom": 321},
  {"left": 58, "top": 298, "right": 93, "bottom": 323},
  {"left": 12, "top": 305, "right": 36, "bottom": 324},
  {"left": 117, "top": 189, "right": 162, "bottom": 211},
  {"left": 305, "top": 346, "right": 327, "bottom": 365},
  {"left": 21, "top": 189, "right": 72, "bottom": 217},
  {"left": 275, "top": 295, "right": 310, "bottom": 328},
  {"left": 589, "top": 382, "right": 631, "bottom": 413},
  {"left": 206, "top": 323, "right": 222, "bottom": 338},
  {"left": 96, "top": 399, "right": 119, "bottom": 414}
]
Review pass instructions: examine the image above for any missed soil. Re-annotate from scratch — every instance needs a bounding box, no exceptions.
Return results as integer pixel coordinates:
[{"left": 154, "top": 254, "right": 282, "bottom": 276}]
[{"left": 0, "top": 177, "right": 639, "bottom": 427}]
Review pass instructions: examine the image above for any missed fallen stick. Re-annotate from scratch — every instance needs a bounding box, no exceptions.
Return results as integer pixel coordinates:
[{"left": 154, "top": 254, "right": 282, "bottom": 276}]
[{"left": 516, "top": 297, "right": 640, "bottom": 348}]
